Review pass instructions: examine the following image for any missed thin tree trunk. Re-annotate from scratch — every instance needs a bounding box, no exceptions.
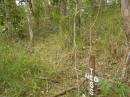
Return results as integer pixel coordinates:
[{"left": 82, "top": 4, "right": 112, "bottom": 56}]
[
  {"left": 25, "top": 0, "right": 33, "bottom": 43},
  {"left": 47, "top": 0, "right": 52, "bottom": 15},
  {"left": 60, "top": 0, "right": 67, "bottom": 15},
  {"left": 3, "top": 0, "right": 13, "bottom": 42},
  {"left": 121, "top": 0, "right": 130, "bottom": 82},
  {"left": 76, "top": 0, "right": 82, "bottom": 36}
]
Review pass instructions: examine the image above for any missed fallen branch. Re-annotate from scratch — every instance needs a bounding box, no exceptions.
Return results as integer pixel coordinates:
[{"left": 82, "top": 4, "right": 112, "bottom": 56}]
[{"left": 48, "top": 77, "right": 86, "bottom": 97}]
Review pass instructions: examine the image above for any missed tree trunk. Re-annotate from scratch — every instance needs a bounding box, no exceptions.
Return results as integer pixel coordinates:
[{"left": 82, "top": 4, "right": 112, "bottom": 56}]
[
  {"left": 75, "top": 0, "right": 82, "bottom": 36},
  {"left": 121, "top": 0, "right": 130, "bottom": 82},
  {"left": 47, "top": 0, "right": 52, "bottom": 15},
  {"left": 60, "top": 0, "right": 67, "bottom": 15},
  {"left": 3, "top": 0, "right": 13, "bottom": 42},
  {"left": 25, "top": 0, "right": 33, "bottom": 43}
]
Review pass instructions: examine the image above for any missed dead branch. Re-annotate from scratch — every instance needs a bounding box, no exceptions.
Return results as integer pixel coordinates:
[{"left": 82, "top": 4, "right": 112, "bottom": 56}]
[{"left": 48, "top": 77, "right": 86, "bottom": 97}]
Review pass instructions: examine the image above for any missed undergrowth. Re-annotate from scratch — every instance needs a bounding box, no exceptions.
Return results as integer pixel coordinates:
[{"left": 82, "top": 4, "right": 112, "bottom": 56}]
[{"left": 0, "top": 6, "right": 130, "bottom": 97}]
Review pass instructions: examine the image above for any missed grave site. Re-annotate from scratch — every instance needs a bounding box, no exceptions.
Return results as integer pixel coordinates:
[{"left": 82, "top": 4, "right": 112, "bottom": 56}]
[{"left": 0, "top": 0, "right": 130, "bottom": 97}]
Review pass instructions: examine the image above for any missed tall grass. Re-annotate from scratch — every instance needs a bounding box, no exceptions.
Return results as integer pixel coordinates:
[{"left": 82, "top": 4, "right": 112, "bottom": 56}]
[{"left": 0, "top": 42, "right": 61, "bottom": 97}]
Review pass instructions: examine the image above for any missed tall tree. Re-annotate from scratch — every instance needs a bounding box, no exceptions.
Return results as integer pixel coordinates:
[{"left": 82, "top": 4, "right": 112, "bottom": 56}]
[{"left": 121, "top": 0, "right": 130, "bottom": 82}]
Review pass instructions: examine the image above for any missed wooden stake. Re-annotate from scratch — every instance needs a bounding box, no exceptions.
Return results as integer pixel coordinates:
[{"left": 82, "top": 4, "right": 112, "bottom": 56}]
[{"left": 88, "top": 55, "right": 96, "bottom": 97}]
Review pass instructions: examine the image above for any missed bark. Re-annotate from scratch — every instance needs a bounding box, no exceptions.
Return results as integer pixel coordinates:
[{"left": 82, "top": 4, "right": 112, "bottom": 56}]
[{"left": 121, "top": 0, "right": 130, "bottom": 82}]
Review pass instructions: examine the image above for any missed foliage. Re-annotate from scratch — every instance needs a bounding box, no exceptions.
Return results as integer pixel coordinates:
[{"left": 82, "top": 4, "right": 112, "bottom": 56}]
[
  {"left": 99, "top": 80, "right": 111, "bottom": 94},
  {"left": 98, "top": 79, "right": 130, "bottom": 96}
]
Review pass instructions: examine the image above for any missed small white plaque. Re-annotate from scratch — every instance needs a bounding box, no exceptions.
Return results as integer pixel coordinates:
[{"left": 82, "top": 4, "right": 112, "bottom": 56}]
[{"left": 85, "top": 73, "right": 100, "bottom": 83}]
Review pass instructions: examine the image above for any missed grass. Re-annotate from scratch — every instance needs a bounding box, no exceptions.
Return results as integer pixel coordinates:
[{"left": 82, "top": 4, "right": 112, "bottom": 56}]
[
  {"left": 0, "top": 6, "right": 130, "bottom": 97},
  {"left": 0, "top": 42, "right": 62, "bottom": 97}
]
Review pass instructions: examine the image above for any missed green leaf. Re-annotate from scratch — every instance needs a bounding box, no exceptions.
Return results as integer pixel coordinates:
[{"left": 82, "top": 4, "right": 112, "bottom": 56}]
[{"left": 99, "top": 81, "right": 110, "bottom": 93}]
